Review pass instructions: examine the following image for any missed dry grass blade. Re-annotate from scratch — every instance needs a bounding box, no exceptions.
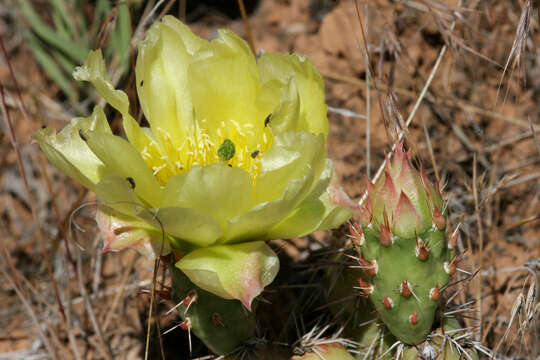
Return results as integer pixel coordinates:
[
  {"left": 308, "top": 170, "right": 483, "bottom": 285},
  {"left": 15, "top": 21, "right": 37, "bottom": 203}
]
[
  {"left": 237, "top": 0, "right": 256, "bottom": 54},
  {"left": 0, "top": 85, "right": 66, "bottom": 323},
  {"left": 75, "top": 248, "right": 114, "bottom": 360},
  {"left": 0, "top": 254, "right": 58, "bottom": 360},
  {"left": 498, "top": 0, "right": 532, "bottom": 97},
  {"left": 358, "top": 19, "right": 453, "bottom": 204},
  {"left": 530, "top": 116, "right": 540, "bottom": 156},
  {"left": 472, "top": 155, "right": 484, "bottom": 340}
]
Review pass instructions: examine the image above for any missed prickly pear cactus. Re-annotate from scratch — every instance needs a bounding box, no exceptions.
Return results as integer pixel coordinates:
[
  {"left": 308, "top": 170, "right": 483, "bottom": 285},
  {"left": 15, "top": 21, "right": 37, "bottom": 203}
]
[
  {"left": 351, "top": 142, "right": 460, "bottom": 345},
  {"left": 170, "top": 265, "right": 256, "bottom": 355},
  {"left": 402, "top": 317, "right": 479, "bottom": 360},
  {"left": 326, "top": 266, "right": 396, "bottom": 359},
  {"left": 292, "top": 343, "right": 356, "bottom": 360}
]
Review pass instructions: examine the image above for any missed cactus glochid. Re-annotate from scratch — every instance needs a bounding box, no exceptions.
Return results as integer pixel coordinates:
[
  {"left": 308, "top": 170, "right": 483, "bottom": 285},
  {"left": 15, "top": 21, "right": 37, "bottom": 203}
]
[{"left": 351, "top": 142, "right": 460, "bottom": 345}]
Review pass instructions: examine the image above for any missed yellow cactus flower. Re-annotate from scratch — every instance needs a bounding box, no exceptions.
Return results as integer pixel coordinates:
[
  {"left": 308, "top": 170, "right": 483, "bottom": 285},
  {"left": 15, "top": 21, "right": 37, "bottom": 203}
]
[{"left": 34, "top": 16, "right": 353, "bottom": 308}]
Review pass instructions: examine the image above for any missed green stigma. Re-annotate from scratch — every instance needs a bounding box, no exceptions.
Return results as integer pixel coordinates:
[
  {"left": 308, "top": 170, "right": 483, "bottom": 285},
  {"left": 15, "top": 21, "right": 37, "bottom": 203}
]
[{"left": 218, "top": 139, "right": 235, "bottom": 161}]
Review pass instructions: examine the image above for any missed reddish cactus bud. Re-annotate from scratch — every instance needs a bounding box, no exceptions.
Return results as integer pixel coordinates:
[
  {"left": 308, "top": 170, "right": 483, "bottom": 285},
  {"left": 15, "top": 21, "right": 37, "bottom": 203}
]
[
  {"left": 383, "top": 295, "right": 394, "bottom": 309},
  {"left": 430, "top": 285, "right": 440, "bottom": 301},
  {"left": 400, "top": 280, "right": 412, "bottom": 297},
  {"left": 432, "top": 205, "right": 446, "bottom": 230},
  {"left": 409, "top": 311, "right": 418, "bottom": 325},
  {"left": 444, "top": 253, "right": 463, "bottom": 275},
  {"left": 355, "top": 278, "right": 374, "bottom": 296},
  {"left": 359, "top": 257, "right": 378, "bottom": 276},
  {"left": 349, "top": 221, "right": 364, "bottom": 247},
  {"left": 415, "top": 238, "right": 429, "bottom": 260},
  {"left": 180, "top": 317, "right": 191, "bottom": 330},
  {"left": 182, "top": 290, "right": 198, "bottom": 306}
]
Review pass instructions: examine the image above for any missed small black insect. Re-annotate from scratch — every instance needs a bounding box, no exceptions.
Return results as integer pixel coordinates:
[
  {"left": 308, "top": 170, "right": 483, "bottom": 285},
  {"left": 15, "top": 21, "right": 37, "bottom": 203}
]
[
  {"left": 78, "top": 129, "right": 87, "bottom": 141},
  {"left": 41, "top": 125, "right": 47, "bottom": 129},
  {"left": 140, "top": 80, "right": 144, "bottom": 87},
  {"left": 251, "top": 150, "right": 260, "bottom": 158},
  {"left": 264, "top": 114, "right": 272, "bottom": 127},
  {"left": 126, "top": 177, "right": 136, "bottom": 189}
]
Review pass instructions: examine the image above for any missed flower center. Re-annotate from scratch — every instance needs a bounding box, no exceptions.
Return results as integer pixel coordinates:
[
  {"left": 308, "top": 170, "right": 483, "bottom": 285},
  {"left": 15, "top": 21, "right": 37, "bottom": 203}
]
[{"left": 140, "top": 120, "right": 273, "bottom": 186}]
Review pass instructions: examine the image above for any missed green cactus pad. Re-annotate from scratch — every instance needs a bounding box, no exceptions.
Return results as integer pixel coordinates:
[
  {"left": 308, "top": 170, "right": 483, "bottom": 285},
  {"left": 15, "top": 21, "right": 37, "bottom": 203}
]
[
  {"left": 170, "top": 265, "right": 256, "bottom": 355},
  {"left": 292, "top": 343, "right": 356, "bottom": 360},
  {"left": 402, "top": 317, "right": 479, "bottom": 360},
  {"left": 360, "top": 225, "right": 452, "bottom": 344}
]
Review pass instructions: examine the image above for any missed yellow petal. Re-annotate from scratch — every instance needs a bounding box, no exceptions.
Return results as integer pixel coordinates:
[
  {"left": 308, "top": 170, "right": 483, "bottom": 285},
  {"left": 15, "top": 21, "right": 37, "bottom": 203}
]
[
  {"left": 163, "top": 163, "right": 254, "bottom": 231},
  {"left": 258, "top": 52, "right": 328, "bottom": 138},
  {"left": 33, "top": 106, "right": 110, "bottom": 190},
  {"left": 73, "top": 49, "right": 151, "bottom": 152}
]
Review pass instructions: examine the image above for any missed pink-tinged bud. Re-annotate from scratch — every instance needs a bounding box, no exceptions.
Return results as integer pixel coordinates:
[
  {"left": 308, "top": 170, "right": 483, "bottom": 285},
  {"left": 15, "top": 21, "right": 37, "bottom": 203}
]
[
  {"left": 180, "top": 318, "right": 191, "bottom": 330},
  {"left": 357, "top": 204, "right": 372, "bottom": 226},
  {"left": 430, "top": 285, "right": 440, "bottom": 301},
  {"left": 400, "top": 280, "right": 412, "bottom": 297},
  {"left": 380, "top": 223, "right": 393, "bottom": 247},
  {"left": 385, "top": 153, "right": 392, "bottom": 173},
  {"left": 382, "top": 170, "right": 400, "bottom": 207},
  {"left": 365, "top": 177, "right": 375, "bottom": 194},
  {"left": 432, "top": 205, "right": 446, "bottom": 230},
  {"left": 383, "top": 295, "right": 394, "bottom": 309},
  {"left": 415, "top": 238, "right": 429, "bottom": 261},
  {"left": 434, "top": 178, "right": 441, "bottom": 195},
  {"left": 392, "top": 192, "right": 423, "bottom": 238},
  {"left": 355, "top": 278, "right": 374, "bottom": 296},
  {"left": 212, "top": 313, "right": 224, "bottom": 327},
  {"left": 395, "top": 141, "right": 406, "bottom": 163},
  {"left": 359, "top": 257, "right": 378, "bottom": 276},
  {"left": 182, "top": 290, "right": 198, "bottom": 306},
  {"left": 409, "top": 311, "right": 418, "bottom": 325}
]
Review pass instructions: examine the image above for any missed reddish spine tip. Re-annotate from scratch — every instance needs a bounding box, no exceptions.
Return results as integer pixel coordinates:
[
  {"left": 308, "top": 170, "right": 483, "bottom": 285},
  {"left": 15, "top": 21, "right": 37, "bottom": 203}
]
[
  {"left": 445, "top": 253, "right": 463, "bottom": 275},
  {"left": 180, "top": 317, "right": 191, "bottom": 330},
  {"left": 444, "top": 261, "right": 456, "bottom": 275},
  {"left": 449, "top": 228, "right": 459, "bottom": 249},
  {"left": 383, "top": 295, "right": 394, "bottom": 309},
  {"left": 355, "top": 278, "right": 374, "bottom": 296},
  {"left": 430, "top": 285, "right": 440, "bottom": 301},
  {"left": 182, "top": 290, "right": 198, "bottom": 306},
  {"left": 409, "top": 311, "right": 418, "bottom": 325},
  {"left": 415, "top": 238, "right": 429, "bottom": 260},
  {"left": 432, "top": 205, "right": 446, "bottom": 230},
  {"left": 400, "top": 280, "right": 412, "bottom": 297},
  {"left": 359, "top": 257, "right": 378, "bottom": 276},
  {"left": 349, "top": 221, "right": 365, "bottom": 247},
  {"left": 212, "top": 313, "right": 225, "bottom": 327}
]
